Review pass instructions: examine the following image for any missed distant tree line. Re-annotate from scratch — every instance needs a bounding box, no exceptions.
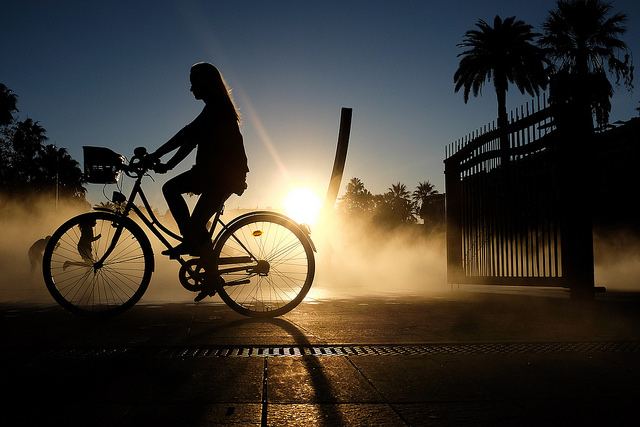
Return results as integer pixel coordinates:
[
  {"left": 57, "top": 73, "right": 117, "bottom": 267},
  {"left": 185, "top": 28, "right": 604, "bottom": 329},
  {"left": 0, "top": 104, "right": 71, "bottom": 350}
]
[
  {"left": 337, "top": 177, "right": 444, "bottom": 230},
  {"left": 0, "top": 83, "right": 86, "bottom": 203}
]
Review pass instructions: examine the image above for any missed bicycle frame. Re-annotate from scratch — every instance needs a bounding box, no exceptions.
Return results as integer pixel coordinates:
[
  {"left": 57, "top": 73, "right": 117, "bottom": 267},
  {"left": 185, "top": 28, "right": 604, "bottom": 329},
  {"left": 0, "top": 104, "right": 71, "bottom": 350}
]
[
  {"left": 93, "top": 167, "right": 256, "bottom": 274},
  {"left": 45, "top": 147, "right": 317, "bottom": 318}
]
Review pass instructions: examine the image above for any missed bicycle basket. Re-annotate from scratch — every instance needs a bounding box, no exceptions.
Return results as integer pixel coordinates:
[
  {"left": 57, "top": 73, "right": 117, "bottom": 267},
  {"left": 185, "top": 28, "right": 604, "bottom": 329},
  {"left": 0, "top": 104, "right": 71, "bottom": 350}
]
[{"left": 83, "top": 146, "right": 125, "bottom": 184}]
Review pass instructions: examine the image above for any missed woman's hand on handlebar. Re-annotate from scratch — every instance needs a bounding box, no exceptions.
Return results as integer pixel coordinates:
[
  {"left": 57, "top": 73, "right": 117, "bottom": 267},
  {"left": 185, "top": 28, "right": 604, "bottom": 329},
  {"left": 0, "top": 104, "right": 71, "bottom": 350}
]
[
  {"left": 125, "top": 147, "right": 157, "bottom": 176},
  {"left": 129, "top": 147, "right": 171, "bottom": 175},
  {"left": 153, "top": 162, "right": 170, "bottom": 174}
]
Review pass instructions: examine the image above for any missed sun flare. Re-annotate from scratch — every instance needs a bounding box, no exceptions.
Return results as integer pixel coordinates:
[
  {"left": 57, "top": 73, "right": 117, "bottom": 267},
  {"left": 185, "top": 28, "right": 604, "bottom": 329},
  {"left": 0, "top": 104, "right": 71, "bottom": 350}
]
[{"left": 284, "top": 187, "right": 323, "bottom": 226}]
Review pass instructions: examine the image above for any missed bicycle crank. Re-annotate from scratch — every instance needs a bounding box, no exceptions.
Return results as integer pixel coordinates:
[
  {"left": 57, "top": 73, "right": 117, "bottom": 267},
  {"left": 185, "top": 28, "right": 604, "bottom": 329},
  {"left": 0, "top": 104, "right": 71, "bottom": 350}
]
[{"left": 178, "top": 259, "right": 208, "bottom": 292}]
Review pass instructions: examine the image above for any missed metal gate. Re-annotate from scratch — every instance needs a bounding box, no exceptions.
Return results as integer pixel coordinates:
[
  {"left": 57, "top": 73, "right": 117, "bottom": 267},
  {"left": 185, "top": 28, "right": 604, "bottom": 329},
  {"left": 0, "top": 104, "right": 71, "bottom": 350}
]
[{"left": 444, "top": 98, "right": 595, "bottom": 297}]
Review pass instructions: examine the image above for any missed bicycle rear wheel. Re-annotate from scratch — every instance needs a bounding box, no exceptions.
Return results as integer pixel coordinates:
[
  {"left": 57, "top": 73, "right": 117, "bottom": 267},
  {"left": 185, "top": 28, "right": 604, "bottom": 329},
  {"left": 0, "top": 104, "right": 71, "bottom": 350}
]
[
  {"left": 213, "top": 213, "right": 315, "bottom": 317},
  {"left": 42, "top": 212, "right": 154, "bottom": 318}
]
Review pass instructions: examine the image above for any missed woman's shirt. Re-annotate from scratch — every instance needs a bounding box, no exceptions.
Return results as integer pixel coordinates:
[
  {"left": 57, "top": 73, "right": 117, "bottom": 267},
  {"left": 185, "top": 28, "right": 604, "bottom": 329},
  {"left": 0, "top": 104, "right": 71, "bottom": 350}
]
[{"left": 182, "top": 103, "right": 249, "bottom": 184}]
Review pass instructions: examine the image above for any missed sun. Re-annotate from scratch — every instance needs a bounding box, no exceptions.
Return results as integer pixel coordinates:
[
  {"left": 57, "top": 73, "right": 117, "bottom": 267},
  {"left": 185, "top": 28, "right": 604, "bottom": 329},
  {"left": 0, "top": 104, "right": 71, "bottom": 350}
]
[{"left": 284, "top": 187, "right": 323, "bottom": 226}]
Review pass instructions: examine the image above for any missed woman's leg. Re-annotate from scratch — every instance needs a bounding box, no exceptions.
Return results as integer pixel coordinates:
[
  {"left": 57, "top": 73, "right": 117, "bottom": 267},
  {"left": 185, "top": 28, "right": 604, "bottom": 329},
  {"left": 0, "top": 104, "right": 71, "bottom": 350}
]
[
  {"left": 190, "top": 190, "right": 228, "bottom": 244},
  {"left": 162, "top": 170, "right": 197, "bottom": 238}
]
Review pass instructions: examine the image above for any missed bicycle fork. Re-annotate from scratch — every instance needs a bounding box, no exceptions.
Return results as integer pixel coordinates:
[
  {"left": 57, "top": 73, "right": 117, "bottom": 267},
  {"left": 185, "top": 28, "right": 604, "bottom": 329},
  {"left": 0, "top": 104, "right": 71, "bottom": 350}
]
[{"left": 92, "top": 222, "right": 126, "bottom": 272}]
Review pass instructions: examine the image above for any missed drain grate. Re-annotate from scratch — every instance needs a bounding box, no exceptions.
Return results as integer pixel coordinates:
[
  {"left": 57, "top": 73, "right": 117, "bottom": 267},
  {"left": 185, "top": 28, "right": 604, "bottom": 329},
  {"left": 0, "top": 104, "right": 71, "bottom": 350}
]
[{"left": 28, "top": 341, "right": 640, "bottom": 359}]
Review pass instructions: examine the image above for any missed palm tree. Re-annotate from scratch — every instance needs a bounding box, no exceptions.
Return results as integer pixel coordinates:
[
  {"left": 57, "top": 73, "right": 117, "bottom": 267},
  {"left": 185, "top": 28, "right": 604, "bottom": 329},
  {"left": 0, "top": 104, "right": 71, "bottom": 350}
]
[
  {"left": 0, "top": 83, "right": 18, "bottom": 126},
  {"left": 389, "top": 182, "right": 411, "bottom": 201},
  {"left": 538, "top": 0, "right": 634, "bottom": 128},
  {"left": 1, "top": 84, "right": 19, "bottom": 182},
  {"left": 38, "top": 145, "right": 86, "bottom": 200},
  {"left": 10, "top": 118, "right": 48, "bottom": 187},
  {"left": 339, "top": 177, "right": 373, "bottom": 215},
  {"left": 412, "top": 181, "right": 438, "bottom": 219},
  {"left": 454, "top": 16, "right": 548, "bottom": 132},
  {"left": 387, "top": 182, "right": 415, "bottom": 223}
]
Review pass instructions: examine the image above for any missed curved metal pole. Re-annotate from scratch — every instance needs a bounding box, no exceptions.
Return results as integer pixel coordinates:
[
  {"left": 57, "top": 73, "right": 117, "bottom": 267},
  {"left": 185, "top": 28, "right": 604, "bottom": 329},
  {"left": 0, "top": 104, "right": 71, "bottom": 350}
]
[{"left": 323, "top": 107, "right": 352, "bottom": 213}]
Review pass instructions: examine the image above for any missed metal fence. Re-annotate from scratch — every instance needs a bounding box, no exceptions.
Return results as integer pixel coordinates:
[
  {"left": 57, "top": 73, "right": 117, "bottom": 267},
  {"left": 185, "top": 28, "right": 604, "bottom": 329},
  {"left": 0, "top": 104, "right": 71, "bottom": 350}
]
[{"left": 444, "top": 97, "right": 594, "bottom": 295}]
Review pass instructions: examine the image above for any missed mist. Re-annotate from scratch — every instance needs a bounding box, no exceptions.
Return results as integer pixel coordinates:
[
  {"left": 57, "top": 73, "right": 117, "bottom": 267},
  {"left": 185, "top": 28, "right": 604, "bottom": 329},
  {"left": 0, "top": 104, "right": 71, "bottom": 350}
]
[
  {"left": 310, "top": 214, "right": 448, "bottom": 299},
  {"left": 0, "top": 196, "right": 91, "bottom": 304},
  {"left": 593, "top": 229, "right": 640, "bottom": 292},
  {"left": 2, "top": 196, "right": 640, "bottom": 308}
]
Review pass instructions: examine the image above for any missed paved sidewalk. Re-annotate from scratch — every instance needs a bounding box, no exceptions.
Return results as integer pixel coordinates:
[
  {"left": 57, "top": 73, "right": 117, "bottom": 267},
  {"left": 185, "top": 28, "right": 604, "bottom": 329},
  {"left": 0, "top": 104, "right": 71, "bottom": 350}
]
[{"left": 2, "top": 288, "right": 640, "bottom": 426}]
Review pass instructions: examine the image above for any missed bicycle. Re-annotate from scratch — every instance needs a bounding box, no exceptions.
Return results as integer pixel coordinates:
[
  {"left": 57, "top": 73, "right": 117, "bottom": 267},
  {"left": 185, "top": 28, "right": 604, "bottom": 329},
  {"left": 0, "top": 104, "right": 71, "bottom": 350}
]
[{"left": 42, "top": 146, "right": 316, "bottom": 318}]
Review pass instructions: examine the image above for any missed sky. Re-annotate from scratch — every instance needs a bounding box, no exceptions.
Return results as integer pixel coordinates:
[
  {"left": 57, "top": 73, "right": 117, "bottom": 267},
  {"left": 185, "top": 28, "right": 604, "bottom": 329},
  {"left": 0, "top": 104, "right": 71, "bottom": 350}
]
[{"left": 2, "top": 0, "right": 640, "bottom": 212}]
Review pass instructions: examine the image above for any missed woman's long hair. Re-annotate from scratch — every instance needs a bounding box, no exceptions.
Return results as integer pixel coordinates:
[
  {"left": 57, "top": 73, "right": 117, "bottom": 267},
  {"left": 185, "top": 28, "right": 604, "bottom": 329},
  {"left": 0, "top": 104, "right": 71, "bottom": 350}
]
[{"left": 190, "top": 62, "right": 241, "bottom": 124}]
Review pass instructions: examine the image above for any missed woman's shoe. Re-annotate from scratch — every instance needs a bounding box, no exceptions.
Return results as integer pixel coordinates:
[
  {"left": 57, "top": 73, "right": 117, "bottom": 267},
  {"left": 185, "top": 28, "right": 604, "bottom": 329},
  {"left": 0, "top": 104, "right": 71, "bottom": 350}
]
[
  {"left": 162, "top": 242, "right": 191, "bottom": 259},
  {"left": 194, "top": 275, "right": 222, "bottom": 302}
]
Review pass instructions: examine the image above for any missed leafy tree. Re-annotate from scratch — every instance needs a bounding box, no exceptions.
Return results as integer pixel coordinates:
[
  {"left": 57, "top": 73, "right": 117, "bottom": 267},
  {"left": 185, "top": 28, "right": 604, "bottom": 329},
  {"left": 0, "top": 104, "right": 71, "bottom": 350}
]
[
  {"left": 38, "top": 144, "right": 86, "bottom": 199},
  {"left": 9, "top": 118, "right": 48, "bottom": 187},
  {"left": 539, "top": 0, "right": 634, "bottom": 128},
  {"left": 338, "top": 177, "right": 374, "bottom": 215},
  {"left": 338, "top": 178, "right": 445, "bottom": 228},
  {"left": 454, "top": 15, "right": 548, "bottom": 134},
  {"left": 1, "top": 83, "right": 18, "bottom": 181},
  {"left": 0, "top": 83, "right": 18, "bottom": 127},
  {"left": 376, "top": 182, "right": 416, "bottom": 225},
  {"left": 0, "top": 84, "right": 85, "bottom": 201}
]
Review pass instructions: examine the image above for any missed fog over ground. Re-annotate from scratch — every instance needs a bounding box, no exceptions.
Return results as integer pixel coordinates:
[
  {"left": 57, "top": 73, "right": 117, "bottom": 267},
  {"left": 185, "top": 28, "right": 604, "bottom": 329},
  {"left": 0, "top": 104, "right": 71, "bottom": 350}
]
[{"left": 1, "top": 197, "right": 639, "bottom": 307}]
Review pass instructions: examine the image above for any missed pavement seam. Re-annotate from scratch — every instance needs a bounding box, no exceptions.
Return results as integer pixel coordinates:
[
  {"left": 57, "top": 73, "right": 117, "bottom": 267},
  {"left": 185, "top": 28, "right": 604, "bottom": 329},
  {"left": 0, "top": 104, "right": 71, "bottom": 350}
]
[
  {"left": 343, "top": 354, "right": 411, "bottom": 426},
  {"left": 186, "top": 301, "right": 200, "bottom": 339},
  {"left": 261, "top": 356, "right": 268, "bottom": 427}
]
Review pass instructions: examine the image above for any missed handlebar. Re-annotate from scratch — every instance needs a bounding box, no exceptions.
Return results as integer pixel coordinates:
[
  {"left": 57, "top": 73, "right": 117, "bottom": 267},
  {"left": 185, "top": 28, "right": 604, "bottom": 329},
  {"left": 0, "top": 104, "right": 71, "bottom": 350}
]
[{"left": 123, "top": 146, "right": 161, "bottom": 178}]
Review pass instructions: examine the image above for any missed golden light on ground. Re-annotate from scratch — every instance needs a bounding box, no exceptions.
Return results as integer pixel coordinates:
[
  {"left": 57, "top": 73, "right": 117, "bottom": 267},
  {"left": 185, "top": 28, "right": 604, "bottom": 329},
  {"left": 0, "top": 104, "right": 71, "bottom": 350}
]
[{"left": 284, "top": 187, "right": 322, "bottom": 226}]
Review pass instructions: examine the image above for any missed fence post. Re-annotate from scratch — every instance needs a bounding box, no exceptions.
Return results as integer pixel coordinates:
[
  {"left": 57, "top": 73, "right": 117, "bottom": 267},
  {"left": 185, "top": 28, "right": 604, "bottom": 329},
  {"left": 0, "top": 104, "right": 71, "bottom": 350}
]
[
  {"left": 556, "top": 103, "right": 596, "bottom": 299},
  {"left": 444, "top": 158, "right": 464, "bottom": 284}
]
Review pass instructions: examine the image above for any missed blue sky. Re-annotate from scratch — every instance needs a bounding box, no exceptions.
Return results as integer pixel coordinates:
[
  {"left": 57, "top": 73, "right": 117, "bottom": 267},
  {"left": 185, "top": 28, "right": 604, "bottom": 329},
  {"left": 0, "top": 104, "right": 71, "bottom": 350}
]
[{"left": 2, "top": 0, "right": 639, "bottom": 211}]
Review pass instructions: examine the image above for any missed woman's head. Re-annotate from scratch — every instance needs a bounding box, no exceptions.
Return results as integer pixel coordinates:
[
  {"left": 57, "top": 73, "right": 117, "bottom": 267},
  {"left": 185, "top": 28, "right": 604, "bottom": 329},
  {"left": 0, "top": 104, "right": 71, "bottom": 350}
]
[{"left": 190, "top": 62, "right": 240, "bottom": 122}]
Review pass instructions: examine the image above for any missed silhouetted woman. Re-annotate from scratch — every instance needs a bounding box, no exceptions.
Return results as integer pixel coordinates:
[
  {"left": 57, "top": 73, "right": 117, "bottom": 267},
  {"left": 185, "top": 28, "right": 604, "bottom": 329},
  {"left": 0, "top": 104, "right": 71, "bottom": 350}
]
[{"left": 149, "top": 62, "right": 248, "bottom": 258}]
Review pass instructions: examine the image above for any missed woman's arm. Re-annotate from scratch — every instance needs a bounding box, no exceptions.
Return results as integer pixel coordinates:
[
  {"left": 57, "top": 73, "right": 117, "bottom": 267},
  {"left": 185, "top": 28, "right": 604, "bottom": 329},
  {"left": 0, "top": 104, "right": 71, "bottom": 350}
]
[{"left": 149, "top": 126, "right": 197, "bottom": 170}]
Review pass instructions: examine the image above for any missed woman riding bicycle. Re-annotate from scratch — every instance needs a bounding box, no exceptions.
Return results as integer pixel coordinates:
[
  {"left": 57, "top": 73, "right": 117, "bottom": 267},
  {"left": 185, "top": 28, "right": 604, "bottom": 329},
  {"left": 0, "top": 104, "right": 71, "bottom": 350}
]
[
  {"left": 43, "top": 63, "right": 316, "bottom": 317},
  {"left": 148, "top": 62, "right": 248, "bottom": 258}
]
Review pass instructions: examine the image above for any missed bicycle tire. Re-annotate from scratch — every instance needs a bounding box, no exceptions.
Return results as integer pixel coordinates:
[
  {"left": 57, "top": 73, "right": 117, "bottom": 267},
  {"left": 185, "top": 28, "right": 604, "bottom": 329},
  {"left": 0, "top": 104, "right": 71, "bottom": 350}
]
[
  {"left": 212, "top": 213, "right": 315, "bottom": 317},
  {"left": 42, "top": 211, "right": 154, "bottom": 318}
]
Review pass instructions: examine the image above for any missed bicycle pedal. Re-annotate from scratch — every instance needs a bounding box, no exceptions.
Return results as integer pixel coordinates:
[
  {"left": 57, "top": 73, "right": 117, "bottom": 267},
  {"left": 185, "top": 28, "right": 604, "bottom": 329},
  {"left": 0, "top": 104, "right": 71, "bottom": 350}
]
[{"left": 194, "top": 289, "right": 216, "bottom": 303}]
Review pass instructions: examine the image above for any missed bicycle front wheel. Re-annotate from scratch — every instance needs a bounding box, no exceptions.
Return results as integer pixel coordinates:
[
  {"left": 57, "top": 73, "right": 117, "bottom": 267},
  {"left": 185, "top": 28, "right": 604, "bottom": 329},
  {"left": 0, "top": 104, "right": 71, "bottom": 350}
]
[
  {"left": 213, "top": 213, "right": 315, "bottom": 317},
  {"left": 42, "top": 212, "right": 154, "bottom": 318}
]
